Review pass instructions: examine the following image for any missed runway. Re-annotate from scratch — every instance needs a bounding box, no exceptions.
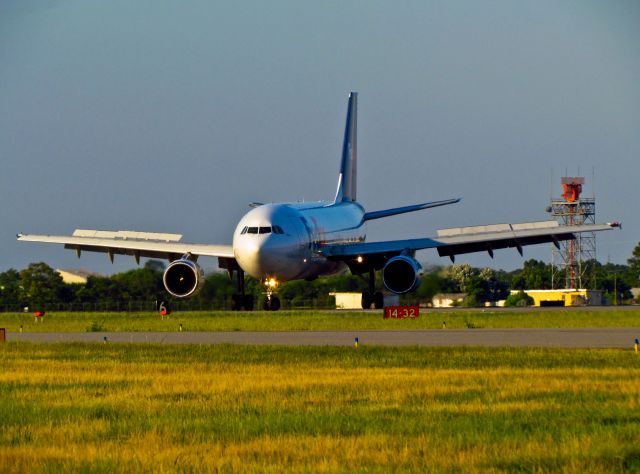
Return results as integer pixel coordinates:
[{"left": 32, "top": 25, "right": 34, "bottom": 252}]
[{"left": 7, "top": 328, "right": 640, "bottom": 348}]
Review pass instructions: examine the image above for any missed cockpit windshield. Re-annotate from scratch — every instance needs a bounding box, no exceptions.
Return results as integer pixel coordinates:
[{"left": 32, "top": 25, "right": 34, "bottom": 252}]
[{"left": 241, "top": 225, "right": 285, "bottom": 235}]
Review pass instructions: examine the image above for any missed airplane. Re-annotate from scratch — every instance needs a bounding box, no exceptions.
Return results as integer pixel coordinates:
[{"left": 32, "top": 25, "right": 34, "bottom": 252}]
[{"left": 17, "top": 92, "right": 618, "bottom": 311}]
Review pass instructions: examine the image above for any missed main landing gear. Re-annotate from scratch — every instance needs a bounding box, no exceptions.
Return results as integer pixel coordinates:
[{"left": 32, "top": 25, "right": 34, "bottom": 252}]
[
  {"left": 362, "top": 267, "right": 384, "bottom": 310},
  {"left": 231, "top": 267, "right": 254, "bottom": 311}
]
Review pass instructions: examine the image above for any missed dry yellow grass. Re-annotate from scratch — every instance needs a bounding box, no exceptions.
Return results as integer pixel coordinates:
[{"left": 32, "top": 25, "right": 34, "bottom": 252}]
[{"left": 1, "top": 344, "right": 639, "bottom": 472}]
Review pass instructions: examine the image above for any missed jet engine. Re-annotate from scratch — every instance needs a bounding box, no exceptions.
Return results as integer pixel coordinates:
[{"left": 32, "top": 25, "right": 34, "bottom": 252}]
[
  {"left": 382, "top": 255, "right": 422, "bottom": 294},
  {"left": 163, "top": 258, "right": 205, "bottom": 298}
]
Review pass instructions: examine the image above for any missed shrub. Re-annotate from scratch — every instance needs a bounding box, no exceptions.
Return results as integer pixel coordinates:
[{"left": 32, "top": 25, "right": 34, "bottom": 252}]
[
  {"left": 86, "top": 321, "right": 106, "bottom": 332},
  {"left": 504, "top": 291, "right": 534, "bottom": 307},
  {"left": 461, "top": 294, "right": 478, "bottom": 307}
]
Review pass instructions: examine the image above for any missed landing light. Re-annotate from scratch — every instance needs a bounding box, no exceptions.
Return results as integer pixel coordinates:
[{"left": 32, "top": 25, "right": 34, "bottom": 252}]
[
  {"left": 357, "top": 256, "right": 363, "bottom": 263},
  {"left": 265, "top": 278, "right": 278, "bottom": 288}
]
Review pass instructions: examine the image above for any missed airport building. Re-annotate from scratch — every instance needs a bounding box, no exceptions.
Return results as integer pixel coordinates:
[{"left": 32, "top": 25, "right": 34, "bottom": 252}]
[
  {"left": 431, "top": 293, "right": 466, "bottom": 308},
  {"left": 55, "top": 269, "right": 100, "bottom": 285},
  {"left": 511, "top": 289, "right": 603, "bottom": 307},
  {"left": 330, "top": 292, "right": 399, "bottom": 309}
]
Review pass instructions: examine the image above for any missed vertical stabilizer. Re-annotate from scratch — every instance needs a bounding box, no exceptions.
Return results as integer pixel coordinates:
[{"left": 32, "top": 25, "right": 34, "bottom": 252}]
[{"left": 334, "top": 92, "right": 358, "bottom": 203}]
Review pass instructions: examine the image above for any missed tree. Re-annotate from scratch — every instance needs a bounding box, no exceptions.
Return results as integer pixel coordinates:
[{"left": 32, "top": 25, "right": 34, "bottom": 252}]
[
  {"left": 476, "top": 268, "right": 510, "bottom": 304},
  {"left": 324, "top": 274, "right": 367, "bottom": 293},
  {"left": 0, "top": 269, "right": 21, "bottom": 307},
  {"left": 195, "top": 272, "right": 236, "bottom": 305},
  {"left": 596, "top": 262, "right": 632, "bottom": 303},
  {"left": 511, "top": 259, "right": 553, "bottom": 290},
  {"left": 144, "top": 260, "right": 166, "bottom": 272},
  {"left": 627, "top": 241, "right": 640, "bottom": 288},
  {"left": 414, "top": 271, "right": 444, "bottom": 302},
  {"left": 449, "top": 267, "right": 510, "bottom": 306},
  {"left": 74, "top": 275, "right": 123, "bottom": 303},
  {"left": 448, "top": 264, "right": 475, "bottom": 292},
  {"left": 19, "top": 262, "right": 65, "bottom": 307},
  {"left": 111, "top": 268, "right": 165, "bottom": 301}
]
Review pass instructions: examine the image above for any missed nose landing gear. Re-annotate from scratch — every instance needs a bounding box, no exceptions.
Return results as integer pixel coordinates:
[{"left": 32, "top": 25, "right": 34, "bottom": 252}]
[
  {"left": 263, "top": 294, "right": 281, "bottom": 311},
  {"left": 262, "top": 277, "right": 281, "bottom": 311}
]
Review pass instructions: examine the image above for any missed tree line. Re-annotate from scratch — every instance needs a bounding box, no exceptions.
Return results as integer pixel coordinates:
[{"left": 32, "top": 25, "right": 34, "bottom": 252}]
[{"left": 1, "top": 241, "right": 639, "bottom": 310}]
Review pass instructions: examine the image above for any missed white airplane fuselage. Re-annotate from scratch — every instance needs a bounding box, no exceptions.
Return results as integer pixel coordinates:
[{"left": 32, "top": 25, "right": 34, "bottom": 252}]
[{"left": 233, "top": 201, "right": 366, "bottom": 282}]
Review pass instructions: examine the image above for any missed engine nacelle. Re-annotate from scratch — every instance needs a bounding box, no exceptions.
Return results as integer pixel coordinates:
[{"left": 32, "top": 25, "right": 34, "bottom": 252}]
[
  {"left": 382, "top": 255, "right": 422, "bottom": 294},
  {"left": 163, "top": 259, "right": 204, "bottom": 298}
]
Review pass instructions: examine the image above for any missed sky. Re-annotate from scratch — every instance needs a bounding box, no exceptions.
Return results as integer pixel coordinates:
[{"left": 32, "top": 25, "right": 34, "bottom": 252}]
[{"left": 1, "top": 0, "right": 639, "bottom": 275}]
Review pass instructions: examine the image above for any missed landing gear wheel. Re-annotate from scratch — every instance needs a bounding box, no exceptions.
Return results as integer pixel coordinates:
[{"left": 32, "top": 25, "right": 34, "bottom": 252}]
[
  {"left": 270, "top": 296, "right": 280, "bottom": 311},
  {"left": 233, "top": 294, "right": 254, "bottom": 311},
  {"left": 243, "top": 295, "right": 254, "bottom": 311},
  {"left": 373, "top": 292, "right": 384, "bottom": 309},
  {"left": 232, "top": 294, "right": 242, "bottom": 311},
  {"left": 263, "top": 296, "right": 281, "bottom": 311},
  {"left": 361, "top": 292, "right": 372, "bottom": 310},
  {"left": 232, "top": 267, "right": 252, "bottom": 311}
]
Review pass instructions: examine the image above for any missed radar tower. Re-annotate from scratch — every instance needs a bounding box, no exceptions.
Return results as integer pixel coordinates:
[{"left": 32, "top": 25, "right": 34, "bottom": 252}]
[{"left": 549, "top": 177, "right": 596, "bottom": 289}]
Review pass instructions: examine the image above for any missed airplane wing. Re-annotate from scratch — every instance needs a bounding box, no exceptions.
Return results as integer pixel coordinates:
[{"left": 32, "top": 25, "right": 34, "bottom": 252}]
[
  {"left": 17, "top": 229, "right": 234, "bottom": 264},
  {"left": 321, "top": 220, "right": 617, "bottom": 270}
]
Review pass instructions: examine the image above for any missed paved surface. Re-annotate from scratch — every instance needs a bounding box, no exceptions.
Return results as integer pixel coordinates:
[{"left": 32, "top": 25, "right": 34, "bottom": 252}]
[{"left": 7, "top": 328, "right": 640, "bottom": 348}]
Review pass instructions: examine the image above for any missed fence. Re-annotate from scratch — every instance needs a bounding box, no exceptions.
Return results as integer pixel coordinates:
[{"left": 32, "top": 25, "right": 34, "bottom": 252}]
[{"left": 0, "top": 296, "right": 338, "bottom": 313}]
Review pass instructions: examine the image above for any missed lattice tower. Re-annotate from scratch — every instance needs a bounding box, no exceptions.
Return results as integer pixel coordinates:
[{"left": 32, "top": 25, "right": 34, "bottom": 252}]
[{"left": 549, "top": 177, "right": 596, "bottom": 289}]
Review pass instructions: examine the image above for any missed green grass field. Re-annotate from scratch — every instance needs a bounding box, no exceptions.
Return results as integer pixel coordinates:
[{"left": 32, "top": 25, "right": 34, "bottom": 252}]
[
  {"left": 1, "top": 343, "right": 639, "bottom": 472},
  {"left": 1, "top": 308, "right": 639, "bottom": 332}
]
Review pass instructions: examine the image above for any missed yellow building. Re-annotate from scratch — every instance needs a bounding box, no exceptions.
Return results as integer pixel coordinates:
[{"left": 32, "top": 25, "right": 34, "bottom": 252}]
[
  {"left": 55, "top": 269, "right": 99, "bottom": 285},
  {"left": 512, "top": 289, "right": 603, "bottom": 307}
]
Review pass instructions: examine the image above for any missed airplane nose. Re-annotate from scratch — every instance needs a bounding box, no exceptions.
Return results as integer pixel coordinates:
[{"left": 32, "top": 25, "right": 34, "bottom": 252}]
[
  {"left": 234, "top": 233, "right": 301, "bottom": 280},
  {"left": 235, "top": 235, "right": 276, "bottom": 277},
  {"left": 253, "top": 236, "right": 280, "bottom": 272}
]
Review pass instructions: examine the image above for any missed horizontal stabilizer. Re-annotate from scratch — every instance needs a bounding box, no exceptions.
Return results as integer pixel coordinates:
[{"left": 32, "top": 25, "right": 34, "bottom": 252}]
[{"left": 363, "top": 198, "right": 460, "bottom": 221}]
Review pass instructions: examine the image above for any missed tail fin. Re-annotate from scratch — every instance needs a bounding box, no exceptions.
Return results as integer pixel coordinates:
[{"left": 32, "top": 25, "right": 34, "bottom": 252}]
[{"left": 334, "top": 92, "right": 357, "bottom": 203}]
